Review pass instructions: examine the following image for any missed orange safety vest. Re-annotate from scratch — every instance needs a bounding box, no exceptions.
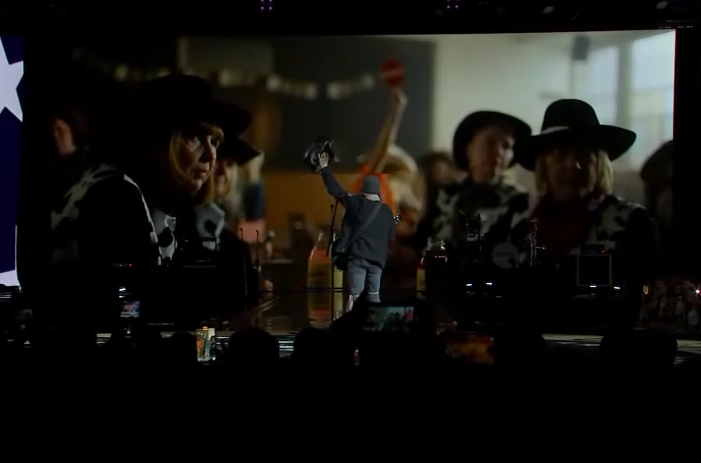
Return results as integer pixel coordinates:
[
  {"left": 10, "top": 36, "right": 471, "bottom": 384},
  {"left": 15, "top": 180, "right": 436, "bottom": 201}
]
[{"left": 353, "top": 164, "right": 397, "bottom": 215}]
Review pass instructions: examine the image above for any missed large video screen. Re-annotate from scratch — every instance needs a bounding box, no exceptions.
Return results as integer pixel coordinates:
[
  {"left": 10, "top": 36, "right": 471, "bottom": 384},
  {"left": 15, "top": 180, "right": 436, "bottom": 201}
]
[
  {"left": 29, "top": 31, "right": 685, "bottom": 330},
  {"left": 0, "top": 36, "right": 23, "bottom": 287}
]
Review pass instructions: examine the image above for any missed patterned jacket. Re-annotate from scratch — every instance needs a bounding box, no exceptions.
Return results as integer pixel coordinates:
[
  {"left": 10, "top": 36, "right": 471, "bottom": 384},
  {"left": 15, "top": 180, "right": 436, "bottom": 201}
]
[
  {"left": 415, "top": 178, "right": 530, "bottom": 252},
  {"left": 50, "top": 163, "right": 176, "bottom": 269},
  {"left": 510, "top": 194, "right": 659, "bottom": 286}
]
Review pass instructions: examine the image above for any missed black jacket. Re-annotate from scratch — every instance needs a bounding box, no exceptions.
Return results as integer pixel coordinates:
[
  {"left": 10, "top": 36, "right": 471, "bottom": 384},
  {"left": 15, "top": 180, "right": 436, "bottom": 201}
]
[
  {"left": 176, "top": 204, "right": 259, "bottom": 303},
  {"left": 320, "top": 168, "right": 395, "bottom": 268}
]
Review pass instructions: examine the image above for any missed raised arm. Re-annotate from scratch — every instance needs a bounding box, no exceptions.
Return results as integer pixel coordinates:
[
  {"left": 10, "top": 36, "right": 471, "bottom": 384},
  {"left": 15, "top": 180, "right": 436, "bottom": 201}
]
[
  {"left": 363, "top": 87, "right": 407, "bottom": 175},
  {"left": 318, "top": 151, "right": 350, "bottom": 206}
]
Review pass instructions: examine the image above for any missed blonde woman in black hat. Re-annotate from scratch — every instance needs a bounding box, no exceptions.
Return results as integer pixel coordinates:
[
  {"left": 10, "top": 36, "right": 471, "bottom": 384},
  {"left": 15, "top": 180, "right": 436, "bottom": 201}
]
[
  {"left": 50, "top": 74, "right": 255, "bottom": 271},
  {"left": 512, "top": 99, "right": 659, "bottom": 301},
  {"left": 415, "top": 110, "right": 532, "bottom": 256}
]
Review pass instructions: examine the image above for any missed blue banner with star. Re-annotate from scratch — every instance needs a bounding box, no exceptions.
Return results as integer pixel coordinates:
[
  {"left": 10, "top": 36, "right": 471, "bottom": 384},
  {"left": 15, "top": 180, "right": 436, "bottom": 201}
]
[{"left": 0, "top": 36, "right": 23, "bottom": 287}]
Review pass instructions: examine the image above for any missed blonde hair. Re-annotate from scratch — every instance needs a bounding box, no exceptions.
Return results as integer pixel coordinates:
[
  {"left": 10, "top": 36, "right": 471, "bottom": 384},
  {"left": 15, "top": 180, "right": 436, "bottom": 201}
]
[
  {"left": 167, "top": 122, "right": 224, "bottom": 205},
  {"left": 384, "top": 145, "right": 417, "bottom": 178},
  {"left": 216, "top": 158, "right": 238, "bottom": 201},
  {"left": 534, "top": 149, "right": 613, "bottom": 196}
]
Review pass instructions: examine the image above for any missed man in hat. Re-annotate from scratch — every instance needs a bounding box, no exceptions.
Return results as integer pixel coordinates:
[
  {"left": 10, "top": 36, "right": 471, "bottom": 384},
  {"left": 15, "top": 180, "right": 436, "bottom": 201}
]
[
  {"left": 317, "top": 152, "right": 396, "bottom": 304},
  {"left": 512, "top": 99, "right": 659, "bottom": 325},
  {"left": 415, "top": 110, "right": 532, "bottom": 258}
]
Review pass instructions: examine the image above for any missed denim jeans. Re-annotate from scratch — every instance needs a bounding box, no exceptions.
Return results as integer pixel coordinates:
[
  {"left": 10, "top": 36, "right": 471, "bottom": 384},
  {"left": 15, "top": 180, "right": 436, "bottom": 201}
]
[{"left": 347, "top": 257, "right": 382, "bottom": 303}]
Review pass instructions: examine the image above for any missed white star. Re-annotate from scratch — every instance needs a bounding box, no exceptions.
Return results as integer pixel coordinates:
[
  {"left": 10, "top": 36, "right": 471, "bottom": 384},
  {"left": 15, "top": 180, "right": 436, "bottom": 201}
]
[{"left": 0, "top": 38, "right": 24, "bottom": 122}]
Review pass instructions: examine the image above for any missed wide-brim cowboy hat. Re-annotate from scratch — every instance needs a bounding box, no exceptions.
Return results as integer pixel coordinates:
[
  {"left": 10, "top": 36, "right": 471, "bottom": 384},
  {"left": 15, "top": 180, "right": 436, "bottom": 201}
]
[
  {"left": 517, "top": 99, "right": 637, "bottom": 171},
  {"left": 218, "top": 138, "right": 261, "bottom": 165},
  {"left": 452, "top": 111, "right": 532, "bottom": 171},
  {"left": 136, "top": 74, "right": 258, "bottom": 163}
]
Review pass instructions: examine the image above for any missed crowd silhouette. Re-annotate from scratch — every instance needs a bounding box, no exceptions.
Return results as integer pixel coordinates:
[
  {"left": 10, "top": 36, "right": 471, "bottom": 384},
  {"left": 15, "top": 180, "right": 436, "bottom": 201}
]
[{"left": 2, "top": 288, "right": 693, "bottom": 380}]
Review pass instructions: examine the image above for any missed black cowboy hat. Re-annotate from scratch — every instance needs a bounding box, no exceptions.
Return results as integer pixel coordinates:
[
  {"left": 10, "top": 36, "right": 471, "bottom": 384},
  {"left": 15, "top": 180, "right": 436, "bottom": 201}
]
[
  {"left": 218, "top": 137, "right": 261, "bottom": 165},
  {"left": 136, "top": 74, "right": 257, "bottom": 163},
  {"left": 518, "top": 99, "right": 637, "bottom": 171},
  {"left": 452, "top": 111, "right": 532, "bottom": 172}
]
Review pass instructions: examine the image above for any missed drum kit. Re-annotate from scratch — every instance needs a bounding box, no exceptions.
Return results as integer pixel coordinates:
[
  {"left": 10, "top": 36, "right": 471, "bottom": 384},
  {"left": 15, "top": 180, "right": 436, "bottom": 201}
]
[
  {"left": 462, "top": 214, "right": 623, "bottom": 305},
  {"left": 460, "top": 215, "right": 546, "bottom": 299}
]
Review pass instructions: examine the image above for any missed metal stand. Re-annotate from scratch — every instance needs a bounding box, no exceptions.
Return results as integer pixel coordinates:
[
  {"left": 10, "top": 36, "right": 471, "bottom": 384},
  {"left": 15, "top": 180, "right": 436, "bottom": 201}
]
[
  {"left": 462, "top": 212, "right": 484, "bottom": 298},
  {"left": 326, "top": 201, "right": 339, "bottom": 258},
  {"left": 255, "top": 229, "right": 261, "bottom": 272},
  {"left": 327, "top": 202, "right": 340, "bottom": 318},
  {"left": 239, "top": 228, "right": 248, "bottom": 303},
  {"left": 461, "top": 212, "right": 483, "bottom": 263},
  {"left": 525, "top": 219, "right": 545, "bottom": 268}
]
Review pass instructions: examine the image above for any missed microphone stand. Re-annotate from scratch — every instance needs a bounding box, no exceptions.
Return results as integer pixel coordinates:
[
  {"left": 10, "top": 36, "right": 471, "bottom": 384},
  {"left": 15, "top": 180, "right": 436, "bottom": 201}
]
[
  {"left": 255, "top": 230, "right": 261, "bottom": 270},
  {"left": 327, "top": 201, "right": 339, "bottom": 257},
  {"left": 472, "top": 214, "right": 485, "bottom": 302},
  {"left": 462, "top": 212, "right": 484, "bottom": 299},
  {"left": 255, "top": 229, "right": 263, "bottom": 300},
  {"left": 327, "top": 202, "right": 339, "bottom": 317},
  {"left": 475, "top": 213, "right": 483, "bottom": 266},
  {"left": 240, "top": 228, "right": 248, "bottom": 306},
  {"left": 527, "top": 219, "right": 545, "bottom": 268}
]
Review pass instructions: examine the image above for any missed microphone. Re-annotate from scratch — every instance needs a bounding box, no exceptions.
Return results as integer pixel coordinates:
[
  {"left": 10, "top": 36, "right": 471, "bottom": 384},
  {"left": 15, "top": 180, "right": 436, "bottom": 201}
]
[{"left": 204, "top": 220, "right": 218, "bottom": 237}]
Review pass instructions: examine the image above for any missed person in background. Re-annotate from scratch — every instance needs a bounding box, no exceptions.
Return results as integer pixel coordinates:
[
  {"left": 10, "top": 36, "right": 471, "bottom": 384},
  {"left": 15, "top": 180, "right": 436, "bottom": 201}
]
[
  {"left": 240, "top": 151, "right": 267, "bottom": 223},
  {"left": 414, "top": 110, "right": 531, "bottom": 256},
  {"left": 47, "top": 75, "right": 255, "bottom": 325},
  {"left": 353, "top": 87, "right": 419, "bottom": 218},
  {"left": 512, "top": 99, "right": 659, "bottom": 325},
  {"left": 225, "top": 327, "right": 280, "bottom": 371},
  {"left": 47, "top": 104, "right": 91, "bottom": 202},
  {"left": 420, "top": 150, "right": 458, "bottom": 195},
  {"left": 415, "top": 150, "right": 459, "bottom": 227},
  {"left": 204, "top": 141, "right": 262, "bottom": 241},
  {"left": 216, "top": 150, "right": 267, "bottom": 242},
  {"left": 318, "top": 152, "right": 396, "bottom": 304},
  {"left": 640, "top": 140, "right": 673, "bottom": 267}
]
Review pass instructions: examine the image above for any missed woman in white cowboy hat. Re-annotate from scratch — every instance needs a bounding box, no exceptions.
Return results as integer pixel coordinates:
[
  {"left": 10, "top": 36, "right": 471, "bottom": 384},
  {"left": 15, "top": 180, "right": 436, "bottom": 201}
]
[{"left": 512, "top": 99, "right": 659, "bottom": 304}]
